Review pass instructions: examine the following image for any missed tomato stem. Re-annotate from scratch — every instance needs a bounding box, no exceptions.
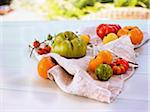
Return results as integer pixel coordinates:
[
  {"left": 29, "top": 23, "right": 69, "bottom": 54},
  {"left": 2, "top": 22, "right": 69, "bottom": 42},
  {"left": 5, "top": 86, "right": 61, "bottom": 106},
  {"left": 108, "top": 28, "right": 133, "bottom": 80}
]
[
  {"left": 29, "top": 45, "right": 34, "bottom": 57},
  {"left": 128, "top": 61, "right": 138, "bottom": 65}
]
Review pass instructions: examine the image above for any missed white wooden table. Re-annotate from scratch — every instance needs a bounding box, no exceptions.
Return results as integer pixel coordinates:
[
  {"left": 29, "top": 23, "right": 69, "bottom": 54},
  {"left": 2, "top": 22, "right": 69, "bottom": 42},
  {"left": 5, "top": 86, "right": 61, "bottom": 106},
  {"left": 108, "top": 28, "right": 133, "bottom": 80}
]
[{"left": 0, "top": 20, "right": 149, "bottom": 112}]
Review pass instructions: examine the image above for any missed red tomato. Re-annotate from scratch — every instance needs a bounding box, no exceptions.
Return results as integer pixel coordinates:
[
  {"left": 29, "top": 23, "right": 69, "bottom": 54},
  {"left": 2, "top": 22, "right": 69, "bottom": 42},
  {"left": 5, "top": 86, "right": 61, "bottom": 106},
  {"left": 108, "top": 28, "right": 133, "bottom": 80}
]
[
  {"left": 112, "top": 66, "right": 122, "bottom": 75},
  {"left": 96, "top": 24, "right": 121, "bottom": 40},
  {"left": 33, "top": 40, "right": 40, "bottom": 48},
  {"left": 37, "top": 48, "right": 44, "bottom": 55},
  {"left": 107, "top": 26, "right": 116, "bottom": 33},
  {"left": 43, "top": 45, "right": 51, "bottom": 53},
  {"left": 116, "top": 59, "right": 129, "bottom": 70},
  {"left": 120, "top": 65, "right": 126, "bottom": 74},
  {"left": 96, "top": 24, "right": 106, "bottom": 39},
  {"left": 111, "top": 58, "right": 129, "bottom": 75},
  {"left": 116, "top": 24, "right": 121, "bottom": 30}
]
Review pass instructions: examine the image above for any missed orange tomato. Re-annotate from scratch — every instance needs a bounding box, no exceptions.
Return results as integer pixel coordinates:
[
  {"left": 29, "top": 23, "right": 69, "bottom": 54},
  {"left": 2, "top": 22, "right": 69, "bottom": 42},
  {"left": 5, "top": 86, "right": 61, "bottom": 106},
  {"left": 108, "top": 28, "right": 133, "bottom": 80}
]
[
  {"left": 88, "top": 58, "right": 103, "bottom": 72},
  {"left": 88, "top": 50, "right": 113, "bottom": 72},
  {"left": 117, "top": 26, "right": 143, "bottom": 45},
  {"left": 130, "top": 28, "right": 143, "bottom": 45},
  {"left": 97, "top": 50, "right": 113, "bottom": 64},
  {"left": 117, "top": 28, "right": 128, "bottom": 37},
  {"left": 38, "top": 57, "right": 56, "bottom": 79}
]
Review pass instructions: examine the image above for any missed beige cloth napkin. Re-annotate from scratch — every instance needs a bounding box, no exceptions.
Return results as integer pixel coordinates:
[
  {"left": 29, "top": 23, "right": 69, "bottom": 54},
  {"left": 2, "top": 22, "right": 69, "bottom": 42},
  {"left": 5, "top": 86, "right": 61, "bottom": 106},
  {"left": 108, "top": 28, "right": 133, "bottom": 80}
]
[{"left": 34, "top": 36, "right": 137, "bottom": 103}]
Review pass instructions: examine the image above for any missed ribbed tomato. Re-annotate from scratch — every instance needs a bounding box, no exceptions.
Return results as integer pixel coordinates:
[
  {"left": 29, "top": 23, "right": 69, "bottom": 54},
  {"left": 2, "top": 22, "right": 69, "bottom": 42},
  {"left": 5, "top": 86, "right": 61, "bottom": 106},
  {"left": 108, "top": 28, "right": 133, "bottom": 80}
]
[
  {"left": 96, "top": 24, "right": 121, "bottom": 40},
  {"left": 111, "top": 59, "right": 129, "bottom": 75}
]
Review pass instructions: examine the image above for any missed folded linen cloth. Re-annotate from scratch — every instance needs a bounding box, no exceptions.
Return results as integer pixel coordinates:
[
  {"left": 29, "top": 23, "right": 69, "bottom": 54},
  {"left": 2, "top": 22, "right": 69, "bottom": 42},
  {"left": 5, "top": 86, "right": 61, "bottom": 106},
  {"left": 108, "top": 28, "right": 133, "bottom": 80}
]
[{"left": 33, "top": 36, "right": 137, "bottom": 103}]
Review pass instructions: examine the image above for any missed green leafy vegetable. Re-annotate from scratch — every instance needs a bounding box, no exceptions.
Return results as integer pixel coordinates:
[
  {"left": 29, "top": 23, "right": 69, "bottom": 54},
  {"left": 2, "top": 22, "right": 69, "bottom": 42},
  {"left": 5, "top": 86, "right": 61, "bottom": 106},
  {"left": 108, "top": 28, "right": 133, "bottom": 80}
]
[
  {"left": 137, "top": 0, "right": 149, "bottom": 8},
  {"left": 97, "top": 0, "right": 113, "bottom": 3},
  {"left": 114, "top": 0, "right": 149, "bottom": 8},
  {"left": 114, "top": 0, "right": 126, "bottom": 7},
  {"left": 39, "top": 0, "right": 149, "bottom": 20},
  {"left": 74, "top": 0, "right": 96, "bottom": 9},
  {"left": 128, "top": 0, "right": 138, "bottom": 6}
]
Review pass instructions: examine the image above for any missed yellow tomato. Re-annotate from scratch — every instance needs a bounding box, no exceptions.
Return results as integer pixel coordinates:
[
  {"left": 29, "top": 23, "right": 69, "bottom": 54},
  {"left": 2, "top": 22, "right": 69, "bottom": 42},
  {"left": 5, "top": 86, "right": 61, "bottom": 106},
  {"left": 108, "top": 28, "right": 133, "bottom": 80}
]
[{"left": 80, "top": 34, "right": 90, "bottom": 44}]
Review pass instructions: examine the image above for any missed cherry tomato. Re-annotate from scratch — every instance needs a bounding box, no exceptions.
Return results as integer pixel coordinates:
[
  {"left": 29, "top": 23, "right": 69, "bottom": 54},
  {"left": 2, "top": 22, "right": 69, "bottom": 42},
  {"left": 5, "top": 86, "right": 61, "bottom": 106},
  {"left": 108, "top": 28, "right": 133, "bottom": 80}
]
[
  {"left": 33, "top": 40, "right": 40, "bottom": 48},
  {"left": 37, "top": 48, "right": 44, "bottom": 55},
  {"left": 43, "top": 45, "right": 51, "bottom": 53}
]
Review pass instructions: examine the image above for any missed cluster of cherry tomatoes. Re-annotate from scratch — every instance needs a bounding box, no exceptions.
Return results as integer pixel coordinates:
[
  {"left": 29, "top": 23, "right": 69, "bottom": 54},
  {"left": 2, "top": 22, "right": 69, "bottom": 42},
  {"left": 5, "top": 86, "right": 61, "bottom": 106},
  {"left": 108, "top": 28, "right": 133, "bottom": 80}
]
[
  {"left": 29, "top": 34, "right": 53, "bottom": 57},
  {"left": 33, "top": 40, "right": 51, "bottom": 55}
]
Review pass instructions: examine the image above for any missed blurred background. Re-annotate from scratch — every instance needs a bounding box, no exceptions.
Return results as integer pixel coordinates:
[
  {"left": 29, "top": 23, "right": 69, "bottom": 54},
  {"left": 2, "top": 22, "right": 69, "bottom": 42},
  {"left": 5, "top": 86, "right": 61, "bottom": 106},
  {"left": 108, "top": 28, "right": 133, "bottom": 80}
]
[{"left": 0, "top": 0, "right": 149, "bottom": 21}]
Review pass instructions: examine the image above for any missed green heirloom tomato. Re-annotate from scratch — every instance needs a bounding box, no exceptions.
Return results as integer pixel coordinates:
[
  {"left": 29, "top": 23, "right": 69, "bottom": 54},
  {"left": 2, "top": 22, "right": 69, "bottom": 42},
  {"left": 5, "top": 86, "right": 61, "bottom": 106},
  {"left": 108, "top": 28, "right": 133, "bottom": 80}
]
[
  {"left": 95, "top": 64, "right": 113, "bottom": 81},
  {"left": 52, "top": 31, "right": 87, "bottom": 58}
]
